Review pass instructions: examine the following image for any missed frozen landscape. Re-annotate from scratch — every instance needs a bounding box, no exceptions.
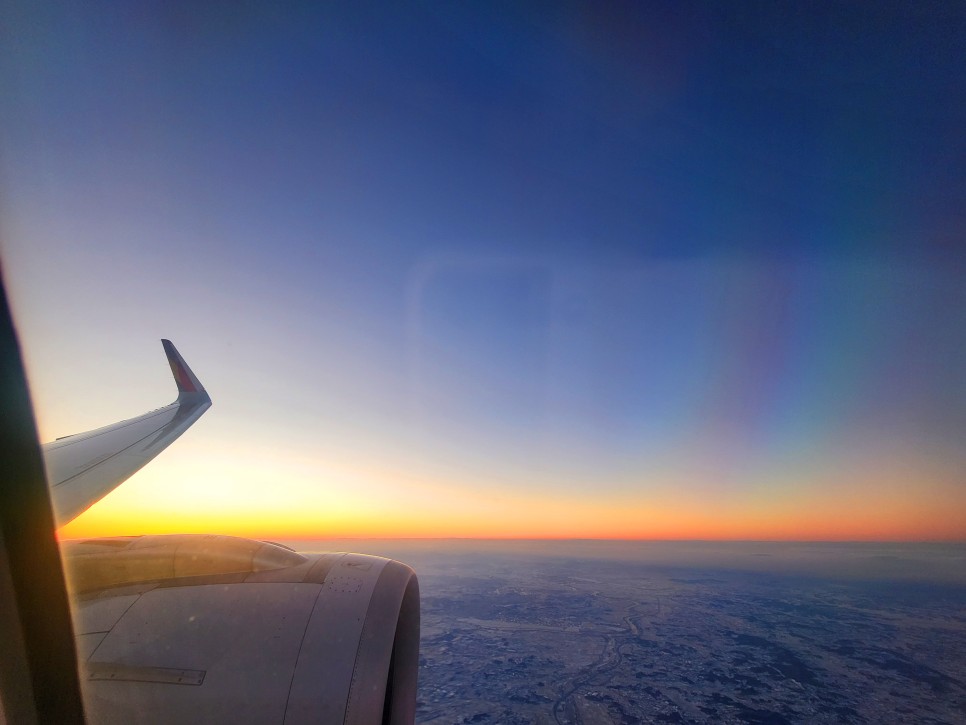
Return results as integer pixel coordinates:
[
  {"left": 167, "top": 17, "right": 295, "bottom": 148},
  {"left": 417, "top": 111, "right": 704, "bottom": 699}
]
[{"left": 301, "top": 540, "right": 966, "bottom": 724}]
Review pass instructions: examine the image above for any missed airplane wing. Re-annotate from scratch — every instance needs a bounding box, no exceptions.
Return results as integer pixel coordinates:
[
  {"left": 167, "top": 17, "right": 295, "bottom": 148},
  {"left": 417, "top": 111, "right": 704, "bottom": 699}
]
[
  {"left": 43, "top": 339, "right": 212, "bottom": 525},
  {"left": 35, "top": 339, "right": 420, "bottom": 723}
]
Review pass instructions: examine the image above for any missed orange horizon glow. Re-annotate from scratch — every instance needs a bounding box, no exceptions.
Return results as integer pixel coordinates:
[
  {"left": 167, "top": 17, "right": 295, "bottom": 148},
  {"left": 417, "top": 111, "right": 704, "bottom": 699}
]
[
  {"left": 57, "top": 530, "right": 966, "bottom": 543},
  {"left": 57, "top": 473, "right": 966, "bottom": 544},
  {"left": 49, "top": 423, "right": 966, "bottom": 545},
  {"left": 58, "top": 523, "right": 966, "bottom": 544}
]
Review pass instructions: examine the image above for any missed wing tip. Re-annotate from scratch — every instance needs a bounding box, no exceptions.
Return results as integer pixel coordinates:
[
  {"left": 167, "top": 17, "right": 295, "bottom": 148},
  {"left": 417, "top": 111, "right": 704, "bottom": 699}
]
[{"left": 161, "top": 339, "right": 207, "bottom": 398}]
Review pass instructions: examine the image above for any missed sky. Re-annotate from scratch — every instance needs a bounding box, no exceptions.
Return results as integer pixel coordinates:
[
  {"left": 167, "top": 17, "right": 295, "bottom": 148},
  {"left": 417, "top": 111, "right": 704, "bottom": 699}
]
[{"left": 1, "top": 1, "right": 964, "bottom": 541}]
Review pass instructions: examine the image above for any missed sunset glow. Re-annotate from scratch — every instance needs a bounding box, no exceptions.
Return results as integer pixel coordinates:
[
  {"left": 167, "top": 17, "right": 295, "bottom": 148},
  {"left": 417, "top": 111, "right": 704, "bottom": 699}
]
[{"left": 55, "top": 437, "right": 966, "bottom": 542}]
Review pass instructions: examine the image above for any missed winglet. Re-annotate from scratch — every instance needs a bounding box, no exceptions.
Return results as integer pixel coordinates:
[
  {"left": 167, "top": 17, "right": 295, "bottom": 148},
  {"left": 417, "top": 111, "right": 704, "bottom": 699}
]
[{"left": 162, "top": 339, "right": 207, "bottom": 398}]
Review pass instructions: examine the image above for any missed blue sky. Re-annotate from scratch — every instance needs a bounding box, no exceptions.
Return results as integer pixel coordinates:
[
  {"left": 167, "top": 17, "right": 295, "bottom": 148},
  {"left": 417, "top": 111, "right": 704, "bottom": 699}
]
[{"left": 2, "top": 2, "right": 964, "bottom": 539}]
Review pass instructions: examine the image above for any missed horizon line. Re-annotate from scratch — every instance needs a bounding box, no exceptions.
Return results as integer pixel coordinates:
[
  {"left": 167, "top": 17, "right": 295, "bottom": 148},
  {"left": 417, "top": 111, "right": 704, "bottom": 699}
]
[{"left": 268, "top": 536, "right": 966, "bottom": 544}]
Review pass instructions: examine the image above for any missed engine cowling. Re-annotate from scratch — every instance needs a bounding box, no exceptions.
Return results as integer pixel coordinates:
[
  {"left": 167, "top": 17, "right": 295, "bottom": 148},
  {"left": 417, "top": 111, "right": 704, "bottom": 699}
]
[{"left": 62, "top": 535, "right": 420, "bottom": 724}]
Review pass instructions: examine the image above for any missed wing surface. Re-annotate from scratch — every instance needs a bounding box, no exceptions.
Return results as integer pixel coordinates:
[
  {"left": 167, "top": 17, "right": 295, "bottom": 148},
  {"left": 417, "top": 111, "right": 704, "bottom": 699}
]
[{"left": 43, "top": 340, "right": 211, "bottom": 525}]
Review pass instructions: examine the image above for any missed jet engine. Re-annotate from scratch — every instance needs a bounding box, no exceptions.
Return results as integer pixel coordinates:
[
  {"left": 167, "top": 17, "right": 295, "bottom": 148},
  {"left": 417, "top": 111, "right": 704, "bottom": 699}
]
[{"left": 62, "top": 535, "right": 420, "bottom": 725}]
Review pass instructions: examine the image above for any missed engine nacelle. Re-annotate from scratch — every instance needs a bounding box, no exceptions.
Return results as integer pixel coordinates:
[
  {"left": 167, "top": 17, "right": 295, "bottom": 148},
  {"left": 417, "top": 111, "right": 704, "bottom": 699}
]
[{"left": 62, "top": 536, "right": 420, "bottom": 724}]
